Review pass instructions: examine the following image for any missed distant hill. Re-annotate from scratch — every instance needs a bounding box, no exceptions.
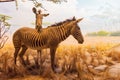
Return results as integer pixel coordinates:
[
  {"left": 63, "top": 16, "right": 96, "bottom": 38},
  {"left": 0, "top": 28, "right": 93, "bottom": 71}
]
[{"left": 86, "top": 30, "right": 120, "bottom": 36}]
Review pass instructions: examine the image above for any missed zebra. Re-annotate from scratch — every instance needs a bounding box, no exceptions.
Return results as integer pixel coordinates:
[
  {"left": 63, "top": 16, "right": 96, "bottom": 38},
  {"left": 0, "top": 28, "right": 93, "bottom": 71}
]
[
  {"left": 13, "top": 17, "right": 84, "bottom": 72},
  {"left": 32, "top": 10, "right": 78, "bottom": 68},
  {"left": 32, "top": 7, "right": 76, "bottom": 68},
  {"left": 32, "top": 7, "right": 49, "bottom": 67}
]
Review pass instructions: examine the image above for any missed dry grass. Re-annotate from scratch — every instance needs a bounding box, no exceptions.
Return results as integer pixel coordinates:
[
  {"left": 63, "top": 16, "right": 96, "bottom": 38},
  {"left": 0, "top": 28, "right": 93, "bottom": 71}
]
[{"left": 0, "top": 36, "right": 120, "bottom": 80}]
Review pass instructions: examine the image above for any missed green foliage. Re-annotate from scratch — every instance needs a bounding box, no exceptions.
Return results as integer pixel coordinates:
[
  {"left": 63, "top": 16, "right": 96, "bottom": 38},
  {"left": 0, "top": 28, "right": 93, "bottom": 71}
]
[
  {"left": 86, "top": 30, "right": 109, "bottom": 36},
  {"left": 0, "top": 14, "right": 11, "bottom": 26},
  {"left": 0, "top": 14, "right": 11, "bottom": 49},
  {"left": 46, "top": 0, "right": 67, "bottom": 3},
  {"left": 97, "top": 30, "right": 109, "bottom": 36},
  {"left": 86, "top": 30, "right": 120, "bottom": 36},
  {"left": 32, "top": 0, "right": 67, "bottom": 9},
  {"left": 110, "top": 31, "right": 120, "bottom": 36},
  {"left": 0, "top": 14, "right": 12, "bottom": 21}
]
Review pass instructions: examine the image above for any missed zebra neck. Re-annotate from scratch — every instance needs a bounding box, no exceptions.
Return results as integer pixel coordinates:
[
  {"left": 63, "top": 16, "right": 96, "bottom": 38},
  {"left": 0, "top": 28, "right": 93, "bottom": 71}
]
[
  {"left": 35, "top": 25, "right": 42, "bottom": 30},
  {"left": 59, "top": 26, "right": 71, "bottom": 41}
]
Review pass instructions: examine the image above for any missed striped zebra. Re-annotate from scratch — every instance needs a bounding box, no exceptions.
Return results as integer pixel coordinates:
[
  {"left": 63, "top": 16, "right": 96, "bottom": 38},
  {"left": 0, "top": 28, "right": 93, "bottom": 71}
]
[
  {"left": 32, "top": 9, "right": 77, "bottom": 68},
  {"left": 32, "top": 7, "right": 49, "bottom": 66},
  {"left": 13, "top": 17, "right": 84, "bottom": 72}
]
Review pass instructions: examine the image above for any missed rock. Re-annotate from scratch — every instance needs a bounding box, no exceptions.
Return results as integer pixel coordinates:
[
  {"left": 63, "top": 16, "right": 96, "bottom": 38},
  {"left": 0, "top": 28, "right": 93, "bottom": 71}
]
[
  {"left": 94, "top": 65, "right": 108, "bottom": 71},
  {"left": 55, "top": 67, "right": 62, "bottom": 73},
  {"left": 106, "top": 44, "right": 120, "bottom": 61},
  {"left": 105, "top": 63, "right": 120, "bottom": 78},
  {"left": 92, "top": 58, "right": 99, "bottom": 67}
]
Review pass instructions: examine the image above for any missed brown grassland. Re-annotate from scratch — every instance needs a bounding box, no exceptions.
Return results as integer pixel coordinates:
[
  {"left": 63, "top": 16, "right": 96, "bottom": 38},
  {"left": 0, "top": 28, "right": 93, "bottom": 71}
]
[{"left": 0, "top": 36, "right": 120, "bottom": 80}]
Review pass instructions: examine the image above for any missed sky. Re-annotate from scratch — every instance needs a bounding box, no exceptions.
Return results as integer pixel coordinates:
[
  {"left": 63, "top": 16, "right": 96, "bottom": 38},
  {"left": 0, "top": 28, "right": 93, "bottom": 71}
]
[{"left": 0, "top": 0, "right": 120, "bottom": 35}]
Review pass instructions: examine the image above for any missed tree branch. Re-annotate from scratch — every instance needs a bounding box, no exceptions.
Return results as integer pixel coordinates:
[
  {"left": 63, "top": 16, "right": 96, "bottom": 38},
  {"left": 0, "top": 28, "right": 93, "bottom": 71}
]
[{"left": 0, "top": 0, "right": 14, "bottom": 2}]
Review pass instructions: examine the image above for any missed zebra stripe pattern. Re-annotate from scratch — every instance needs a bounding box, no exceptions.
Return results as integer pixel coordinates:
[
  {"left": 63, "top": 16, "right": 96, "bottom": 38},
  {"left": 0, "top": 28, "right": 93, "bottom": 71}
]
[{"left": 13, "top": 17, "right": 84, "bottom": 72}]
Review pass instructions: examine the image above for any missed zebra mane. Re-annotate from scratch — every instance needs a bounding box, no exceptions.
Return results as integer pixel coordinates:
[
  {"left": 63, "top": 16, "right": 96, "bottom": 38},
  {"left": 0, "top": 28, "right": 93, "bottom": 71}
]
[{"left": 48, "top": 17, "right": 76, "bottom": 27}]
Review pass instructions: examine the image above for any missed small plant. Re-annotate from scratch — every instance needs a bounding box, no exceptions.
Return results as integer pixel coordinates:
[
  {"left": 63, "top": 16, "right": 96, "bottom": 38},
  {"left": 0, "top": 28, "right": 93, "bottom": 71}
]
[{"left": 0, "top": 15, "right": 11, "bottom": 49}]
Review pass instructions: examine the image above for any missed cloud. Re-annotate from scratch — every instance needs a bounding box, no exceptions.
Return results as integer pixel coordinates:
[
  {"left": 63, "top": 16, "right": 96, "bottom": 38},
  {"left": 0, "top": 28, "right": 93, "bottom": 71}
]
[
  {"left": 0, "top": 0, "right": 120, "bottom": 35},
  {"left": 42, "top": 0, "right": 78, "bottom": 22},
  {"left": 77, "top": 0, "right": 120, "bottom": 33},
  {"left": 0, "top": 0, "right": 78, "bottom": 25}
]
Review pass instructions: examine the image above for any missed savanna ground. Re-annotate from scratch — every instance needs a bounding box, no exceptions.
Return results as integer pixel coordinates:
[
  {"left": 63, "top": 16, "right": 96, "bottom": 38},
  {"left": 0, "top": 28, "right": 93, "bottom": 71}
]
[{"left": 0, "top": 36, "right": 120, "bottom": 80}]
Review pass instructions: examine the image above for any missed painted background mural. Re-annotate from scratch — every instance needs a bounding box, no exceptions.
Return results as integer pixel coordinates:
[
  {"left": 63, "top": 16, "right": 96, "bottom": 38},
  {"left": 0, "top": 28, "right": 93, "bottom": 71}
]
[{"left": 0, "top": 0, "right": 120, "bottom": 79}]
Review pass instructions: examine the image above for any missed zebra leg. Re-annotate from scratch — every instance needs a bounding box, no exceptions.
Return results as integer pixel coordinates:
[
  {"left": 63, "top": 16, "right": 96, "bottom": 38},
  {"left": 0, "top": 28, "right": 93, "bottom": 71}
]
[
  {"left": 39, "top": 50, "right": 42, "bottom": 66},
  {"left": 19, "top": 45, "right": 28, "bottom": 65},
  {"left": 50, "top": 47, "right": 57, "bottom": 72},
  {"left": 14, "top": 47, "right": 21, "bottom": 64},
  {"left": 37, "top": 50, "right": 42, "bottom": 66},
  {"left": 37, "top": 50, "right": 42, "bottom": 74}
]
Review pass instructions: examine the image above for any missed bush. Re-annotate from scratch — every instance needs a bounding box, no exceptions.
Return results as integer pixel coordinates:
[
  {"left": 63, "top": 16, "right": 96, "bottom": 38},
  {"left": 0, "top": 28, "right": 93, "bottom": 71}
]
[
  {"left": 97, "top": 31, "right": 109, "bottom": 36},
  {"left": 110, "top": 31, "right": 120, "bottom": 36},
  {"left": 86, "top": 30, "right": 109, "bottom": 36}
]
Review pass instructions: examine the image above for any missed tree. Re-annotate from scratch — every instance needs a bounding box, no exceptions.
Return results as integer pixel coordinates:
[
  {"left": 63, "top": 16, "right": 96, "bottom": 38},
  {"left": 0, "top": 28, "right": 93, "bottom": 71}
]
[
  {"left": 0, "top": 0, "right": 67, "bottom": 10},
  {"left": 0, "top": 0, "right": 14, "bottom": 2},
  {"left": 0, "top": 0, "right": 67, "bottom": 3},
  {"left": 0, "top": 14, "right": 11, "bottom": 49}
]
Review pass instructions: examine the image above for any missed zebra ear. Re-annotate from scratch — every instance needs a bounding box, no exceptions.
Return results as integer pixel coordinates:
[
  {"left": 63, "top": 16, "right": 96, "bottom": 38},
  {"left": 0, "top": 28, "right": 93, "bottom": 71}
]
[
  {"left": 32, "top": 7, "right": 37, "bottom": 14},
  {"left": 76, "top": 18, "right": 83, "bottom": 23},
  {"left": 72, "top": 16, "right": 76, "bottom": 20}
]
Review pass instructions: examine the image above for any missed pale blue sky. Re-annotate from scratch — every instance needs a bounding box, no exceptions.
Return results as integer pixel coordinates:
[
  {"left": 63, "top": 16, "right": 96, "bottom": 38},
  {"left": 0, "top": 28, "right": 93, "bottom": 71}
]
[{"left": 0, "top": 0, "right": 120, "bottom": 35}]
